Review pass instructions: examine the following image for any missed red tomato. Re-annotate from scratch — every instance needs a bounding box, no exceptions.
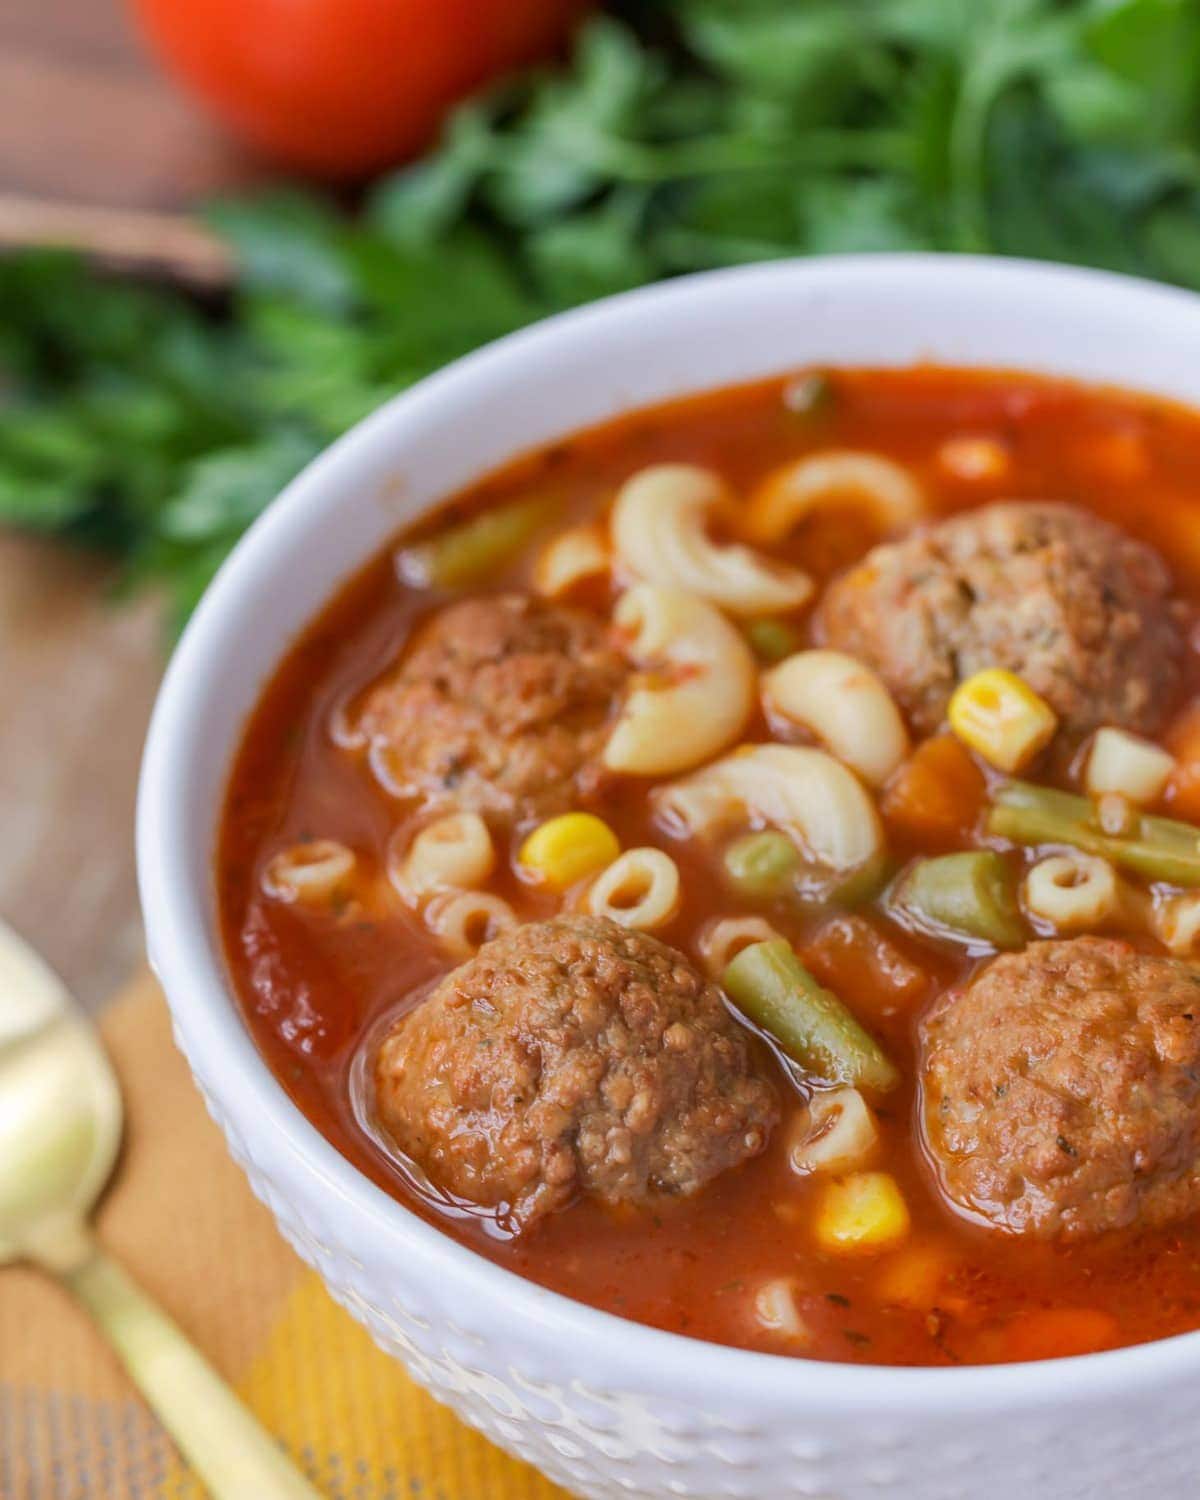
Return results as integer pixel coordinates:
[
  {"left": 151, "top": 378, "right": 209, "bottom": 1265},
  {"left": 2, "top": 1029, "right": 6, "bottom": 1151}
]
[{"left": 131, "top": 0, "right": 589, "bottom": 179}]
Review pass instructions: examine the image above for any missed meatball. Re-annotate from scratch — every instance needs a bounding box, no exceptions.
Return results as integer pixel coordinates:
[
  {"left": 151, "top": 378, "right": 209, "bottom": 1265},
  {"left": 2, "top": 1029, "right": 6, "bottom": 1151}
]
[
  {"left": 374, "top": 915, "right": 779, "bottom": 1232},
  {"left": 921, "top": 937, "right": 1200, "bottom": 1240},
  {"left": 819, "top": 501, "right": 1182, "bottom": 738},
  {"left": 358, "top": 594, "right": 628, "bottom": 820}
]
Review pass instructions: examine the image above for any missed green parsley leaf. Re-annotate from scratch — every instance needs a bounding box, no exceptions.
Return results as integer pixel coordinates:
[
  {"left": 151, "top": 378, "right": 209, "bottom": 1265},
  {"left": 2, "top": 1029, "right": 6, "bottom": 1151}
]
[{"left": 5, "top": 2, "right": 1200, "bottom": 627}]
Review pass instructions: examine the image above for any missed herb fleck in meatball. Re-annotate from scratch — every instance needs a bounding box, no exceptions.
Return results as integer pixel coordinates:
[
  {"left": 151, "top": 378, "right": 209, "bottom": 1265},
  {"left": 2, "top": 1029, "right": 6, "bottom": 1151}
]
[
  {"left": 358, "top": 594, "right": 628, "bottom": 820},
  {"left": 819, "top": 501, "right": 1182, "bottom": 738},
  {"left": 921, "top": 937, "right": 1200, "bottom": 1240},
  {"left": 375, "top": 915, "right": 779, "bottom": 1232}
]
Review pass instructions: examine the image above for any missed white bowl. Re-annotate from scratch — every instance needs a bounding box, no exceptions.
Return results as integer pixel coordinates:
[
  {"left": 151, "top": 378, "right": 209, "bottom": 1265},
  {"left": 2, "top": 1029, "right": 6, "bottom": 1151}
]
[{"left": 138, "top": 255, "right": 1200, "bottom": 1500}]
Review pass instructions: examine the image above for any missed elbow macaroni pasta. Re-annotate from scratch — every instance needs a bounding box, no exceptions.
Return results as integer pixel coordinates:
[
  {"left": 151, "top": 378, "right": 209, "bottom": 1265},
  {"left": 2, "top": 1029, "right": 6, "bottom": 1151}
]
[
  {"left": 327, "top": 694, "right": 368, "bottom": 751},
  {"left": 788, "top": 1087, "right": 879, "bottom": 1176},
  {"left": 611, "top": 463, "right": 813, "bottom": 615},
  {"left": 389, "top": 813, "right": 496, "bottom": 904},
  {"left": 746, "top": 451, "right": 925, "bottom": 542},
  {"left": 1022, "top": 852, "right": 1125, "bottom": 931},
  {"left": 603, "top": 584, "right": 756, "bottom": 776},
  {"left": 1155, "top": 893, "right": 1200, "bottom": 955},
  {"left": 263, "top": 840, "right": 356, "bottom": 904},
  {"left": 697, "top": 915, "right": 783, "bottom": 978},
  {"left": 752, "top": 1278, "right": 811, "bottom": 1343},
  {"left": 586, "top": 847, "right": 681, "bottom": 931},
  {"left": 533, "top": 523, "right": 611, "bottom": 599},
  {"left": 762, "top": 650, "right": 909, "bottom": 787},
  {"left": 655, "top": 744, "right": 883, "bottom": 876},
  {"left": 424, "top": 890, "right": 517, "bottom": 958},
  {"left": 1085, "top": 727, "right": 1176, "bottom": 805}
]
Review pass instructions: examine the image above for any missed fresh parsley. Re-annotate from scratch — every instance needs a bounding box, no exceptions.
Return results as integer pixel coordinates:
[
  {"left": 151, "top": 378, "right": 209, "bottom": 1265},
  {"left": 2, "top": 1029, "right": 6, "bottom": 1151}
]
[{"left": 4, "top": 0, "right": 1200, "bottom": 626}]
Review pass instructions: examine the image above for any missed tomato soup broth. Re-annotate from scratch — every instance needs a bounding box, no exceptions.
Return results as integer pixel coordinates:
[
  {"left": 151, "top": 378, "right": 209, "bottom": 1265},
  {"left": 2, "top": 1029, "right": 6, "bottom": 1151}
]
[{"left": 219, "top": 368, "right": 1200, "bottom": 1366}]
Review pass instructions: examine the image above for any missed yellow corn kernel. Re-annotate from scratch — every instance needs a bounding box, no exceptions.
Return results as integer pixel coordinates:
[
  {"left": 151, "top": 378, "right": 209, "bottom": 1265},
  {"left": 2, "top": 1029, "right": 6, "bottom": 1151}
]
[
  {"left": 947, "top": 669, "right": 1057, "bottom": 773},
  {"left": 518, "top": 813, "right": 620, "bottom": 891},
  {"left": 814, "top": 1171, "right": 911, "bottom": 1254}
]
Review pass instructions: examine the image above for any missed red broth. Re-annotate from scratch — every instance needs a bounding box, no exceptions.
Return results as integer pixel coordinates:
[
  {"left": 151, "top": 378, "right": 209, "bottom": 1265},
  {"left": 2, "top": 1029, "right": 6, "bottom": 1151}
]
[{"left": 218, "top": 367, "right": 1200, "bottom": 1366}]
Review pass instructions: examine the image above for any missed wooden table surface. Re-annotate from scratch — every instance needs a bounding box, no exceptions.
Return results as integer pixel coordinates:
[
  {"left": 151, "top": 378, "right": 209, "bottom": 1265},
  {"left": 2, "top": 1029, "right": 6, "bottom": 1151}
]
[
  {"left": 0, "top": 539, "right": 163, "bottom": 1013},
  {"left": 0, "top": 2, "right": 266, "bottom": 1008},
  {"left": 0, "top": 0, "right": 262, "bottom": 211}
]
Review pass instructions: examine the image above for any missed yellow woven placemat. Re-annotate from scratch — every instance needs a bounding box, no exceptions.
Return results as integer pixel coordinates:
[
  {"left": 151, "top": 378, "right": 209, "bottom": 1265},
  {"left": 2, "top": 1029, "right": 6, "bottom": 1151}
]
[{"left": 0, "top": 970, "right": 568, "bottom": 1500}]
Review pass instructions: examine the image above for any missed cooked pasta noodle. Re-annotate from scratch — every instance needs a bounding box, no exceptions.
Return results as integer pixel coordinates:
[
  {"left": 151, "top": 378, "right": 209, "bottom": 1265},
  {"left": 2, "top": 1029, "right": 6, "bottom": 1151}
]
[
  {"left": 533, "top": 523, "right": 611, "bottom": 599},
  {"left": 1155, "top": 893, "right": 1200, "bottom": 956},
  {"left": 788, "top": 1087, "right": 878, "bottom": 1175},
  {"left": 586, "top": 847, "right": 681, "bottom": 931},
  {"left": 762, "top": 650, "right": 909, "bottom": 787},
  {"left": 655, "top": 744, "right": 883, "bottom": 876},
  {"left": 746, "top": 451, "right": 924, "bottom": 542},
  {"left": 604, "top": 584, "right": 756, "bottom": 776},
  {"left": 697, "top": 916, "right": 782, "bottom": 978},
  {"left": 262, "top": 840, "right": 356, "bottom": 904},
  {"left": 752, "top": 1278, "right": 810, "bottom": 1342},
  {"left": 611, "top": 463, "right": 812, "bottom": 615},
  {"left": 1085, "top": 727, "right": 1176, "bottom": 805},
  {"left": 327, "top": 694, "right": 368, "bottom": 750},
  {"left": 1022, "top": 852, "right": 1125, "bottom": 931},
  {"left": 390, "top": 812, "right": 495, "bottom": 904},
  {"left": 424, "top": 890, "right": 517, "bottom": 958}
]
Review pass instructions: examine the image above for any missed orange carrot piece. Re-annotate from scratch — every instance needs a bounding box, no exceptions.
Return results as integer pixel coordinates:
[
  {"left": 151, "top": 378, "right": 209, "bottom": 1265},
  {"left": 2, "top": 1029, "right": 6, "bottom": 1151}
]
[
  {"left": 1000, "top": 1307, "right": 1118, "bottom": 1363},
  {"left": 803, "top": 913, "right": 928, "bottom": 1020},
  {"left": 880, "top": 734, "right": 986, "bottom": 848},
  {"left": 1164, "top": 701, "right": 1200, "bottom": 824}
]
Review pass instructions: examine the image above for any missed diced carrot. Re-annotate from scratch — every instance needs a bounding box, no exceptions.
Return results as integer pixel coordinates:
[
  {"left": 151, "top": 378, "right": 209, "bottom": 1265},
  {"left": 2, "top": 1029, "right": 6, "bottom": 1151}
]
[
  {"left": 1164, "top": 701, "right": 1200, "bottom": 824},
  {"left": 999, "top": 1307, "right": 1118, "bottom": 1363},
  {"left": 880, "top": 734, "right": 986, "bottom": 848},
  {"left": 803, "top": 913, "right": 928, "bottom": 1020},
  {"left": 873, "top": 1241, "right": 970, "bottom": 1314}
]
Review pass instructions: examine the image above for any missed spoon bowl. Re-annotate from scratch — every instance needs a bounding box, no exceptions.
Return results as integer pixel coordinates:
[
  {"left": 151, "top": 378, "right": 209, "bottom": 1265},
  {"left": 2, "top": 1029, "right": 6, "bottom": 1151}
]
[
  {"left": 0, "top": 917, "right": 322, "bottom": 1498},
  {"left": 0, "top": 925, "right": 121, "bottom": 1266}
]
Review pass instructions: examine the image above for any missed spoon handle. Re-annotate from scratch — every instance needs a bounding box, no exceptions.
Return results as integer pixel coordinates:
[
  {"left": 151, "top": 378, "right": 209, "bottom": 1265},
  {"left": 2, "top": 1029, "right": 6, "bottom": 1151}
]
[{"left": 59, "top": 1237, "right": 323, "bottom": 1499}]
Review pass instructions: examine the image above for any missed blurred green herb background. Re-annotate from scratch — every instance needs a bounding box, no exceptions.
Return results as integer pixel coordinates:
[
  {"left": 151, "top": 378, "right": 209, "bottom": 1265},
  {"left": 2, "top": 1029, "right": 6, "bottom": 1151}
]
[{"left": 4, "top": 0, "right": 1200, "bottom": 626}]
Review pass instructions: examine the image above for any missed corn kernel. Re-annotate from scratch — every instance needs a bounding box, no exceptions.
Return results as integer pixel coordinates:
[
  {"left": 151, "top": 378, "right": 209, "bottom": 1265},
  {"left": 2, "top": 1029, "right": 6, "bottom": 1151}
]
[
  {"left": 947, "top": 669, "right": 1057, "bottom": 773},
  {"left": 518, "top": 813, "right": 620, "bottom": 891},
  {"left": 814, "top": 1171, "right": 911, "bottom": 1254}
]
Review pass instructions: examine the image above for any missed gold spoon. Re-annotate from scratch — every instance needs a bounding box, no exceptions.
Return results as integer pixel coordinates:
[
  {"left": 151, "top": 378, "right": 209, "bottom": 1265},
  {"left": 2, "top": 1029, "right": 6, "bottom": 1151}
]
[{"left": 0, "top": 917, "right": 323, "bottom": 1499}]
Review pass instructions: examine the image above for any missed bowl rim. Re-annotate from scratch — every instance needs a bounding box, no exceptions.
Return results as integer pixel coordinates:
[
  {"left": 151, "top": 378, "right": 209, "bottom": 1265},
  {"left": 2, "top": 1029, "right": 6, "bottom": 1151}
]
[{"left": 137, "top": 251, "right": 1200, "bottom": 1410}]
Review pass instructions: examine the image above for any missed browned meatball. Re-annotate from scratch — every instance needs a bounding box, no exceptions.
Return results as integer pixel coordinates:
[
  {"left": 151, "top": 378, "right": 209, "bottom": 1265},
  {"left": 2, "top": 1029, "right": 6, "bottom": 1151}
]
[
  {"left": 358, "top": 594, "right": 627, "bottom": 821},
  {"left": 819, "top": 501, "right": 1182, "bottom": 738},
  {"left": 921, "top": 937, "right": 1200, "bottom": 1240},
  {"left": 374, "top": 915, "right": 779, "bottom": 1232}
]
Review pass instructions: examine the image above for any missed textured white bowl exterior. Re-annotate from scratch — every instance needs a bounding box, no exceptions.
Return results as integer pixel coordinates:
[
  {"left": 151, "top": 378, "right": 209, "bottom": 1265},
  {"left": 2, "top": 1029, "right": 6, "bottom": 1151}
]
[{"left": 139, "top": 257, "right": 1200, "bottom": 1500}]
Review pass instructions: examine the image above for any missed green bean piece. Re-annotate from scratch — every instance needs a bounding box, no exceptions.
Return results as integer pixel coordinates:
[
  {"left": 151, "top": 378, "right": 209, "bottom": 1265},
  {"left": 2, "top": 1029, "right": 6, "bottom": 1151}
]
[
  {"left": 722, "top": 830, "right": 802, "bottom": 899},
  {"left": 745, "top": 618, "right": 802, "bottom": 664},
  {"left": 829, "top": 850, "right": 896, "bottom": 910},
  {"left": 988, "top": 780, "right": 1200, "bottom": 888},
  {"left": 723, "top": 939, "right": 899, "bottom": 1093},
  {"left": 398, "top": 495, "right": 556, "bottom": 588},
  {"left": 893, "top": 851, "right": 1024, "bottom": 950}
]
